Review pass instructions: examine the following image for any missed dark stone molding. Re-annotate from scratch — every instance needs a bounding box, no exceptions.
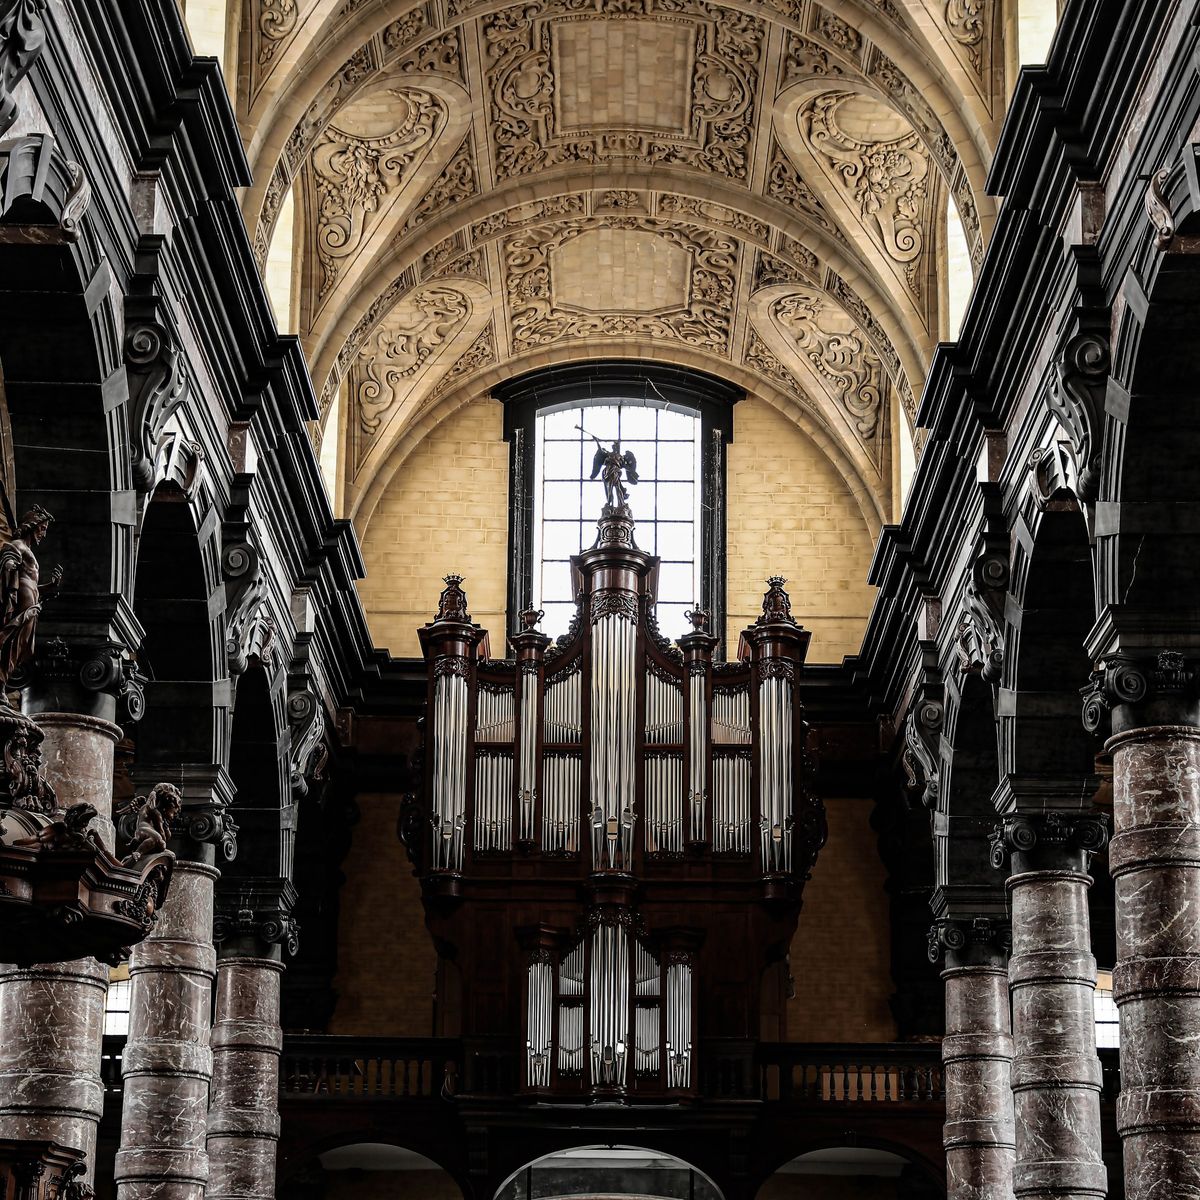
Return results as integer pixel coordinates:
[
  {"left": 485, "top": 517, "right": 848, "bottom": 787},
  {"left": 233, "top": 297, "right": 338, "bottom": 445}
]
[
  {"left": 213, "top": 881, "right": 298, "bottom": 959},
  {"left": 928, "top": 916, "right": 1011, "bottom": 970}
]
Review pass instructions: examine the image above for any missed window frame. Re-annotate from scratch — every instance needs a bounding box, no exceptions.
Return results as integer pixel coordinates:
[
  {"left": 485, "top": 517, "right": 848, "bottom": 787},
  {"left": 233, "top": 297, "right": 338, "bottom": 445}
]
[{"left": 495, "top": 362, "right": 741, "bottom": 656}]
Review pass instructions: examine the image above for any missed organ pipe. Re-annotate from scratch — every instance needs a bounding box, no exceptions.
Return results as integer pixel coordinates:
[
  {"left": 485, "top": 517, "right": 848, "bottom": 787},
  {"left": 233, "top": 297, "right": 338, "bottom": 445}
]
[
  {"left": 517, "top": 675, "right": 539, "bottom": 843},
  {"left": 758, "top": 673, "right": 793, "bottom": 875},
  {"left": 588, "top": 919, "right": 630, "bottom": 1090},
  {"left": 473, "top": 751, "right": 513, "bottom": 852},
  {"left": 525, "top": 958, "right": 553, "bottom": 1088},
  {"left": 431, "top": 667, "right": 469, "bottom": 872},
  {"left": 713, "top": 753, "right": 751, "bottom": 854},
  {"left": 666, "top": 959, "right": 693, "bottom": 1089},
  {"left": 590, "top": 610, "right": 637, "bottom": 872}
]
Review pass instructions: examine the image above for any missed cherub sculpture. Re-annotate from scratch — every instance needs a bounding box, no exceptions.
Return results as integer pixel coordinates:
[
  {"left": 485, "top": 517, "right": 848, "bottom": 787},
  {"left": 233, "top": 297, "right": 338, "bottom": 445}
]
[
  {"left": 0, "top": 502, "right": 61, "bottom": 689},
  {"left": 585, "top": 433, "right": 639, "bottom": 511},
  {"left": 119, "top": 783, "right": 182, "bottom": 866}
]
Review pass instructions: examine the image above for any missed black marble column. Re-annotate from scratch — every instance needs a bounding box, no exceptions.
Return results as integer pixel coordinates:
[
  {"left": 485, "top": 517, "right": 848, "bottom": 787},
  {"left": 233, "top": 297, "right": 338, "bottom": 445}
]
[
  {"left": 1106, "top": 724, "right": 1200, "bottom": 1198},
  {"left": 993, "top": 812, "right": 1109, "bottom": 1200},
  {"left": 0, "top": 711, "right": 122, "bottom": 1181},
  {"left": 114, "top": 855, "right": 220, "bottom": 1200},
  {"left": 932, "top": 918, "right": 1015, "bottom": 1200},
  {"left": 207, "top": 947, "right": 284, "bottom": 1200}
]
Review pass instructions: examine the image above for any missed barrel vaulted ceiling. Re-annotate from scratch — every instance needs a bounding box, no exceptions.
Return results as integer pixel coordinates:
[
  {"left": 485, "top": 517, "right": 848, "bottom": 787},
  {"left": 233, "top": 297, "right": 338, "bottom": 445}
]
[{"left": 236, "top": 0, "right": 1008, "bottom": 532}]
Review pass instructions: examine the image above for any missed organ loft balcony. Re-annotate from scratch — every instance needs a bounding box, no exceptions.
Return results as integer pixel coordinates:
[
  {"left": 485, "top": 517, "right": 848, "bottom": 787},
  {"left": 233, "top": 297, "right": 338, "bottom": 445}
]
[{"left": 402, "top": 499, "right": 827, "bottom": 1103}]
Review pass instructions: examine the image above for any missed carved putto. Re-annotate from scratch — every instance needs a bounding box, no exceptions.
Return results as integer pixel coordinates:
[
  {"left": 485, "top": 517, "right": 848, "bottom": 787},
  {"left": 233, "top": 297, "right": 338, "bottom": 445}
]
[
  {"left": 0, "top": 503, "right": 60, "bottom": 691},
  {"left": 118, "top": 784, "right": 182, "bottom": 866}
]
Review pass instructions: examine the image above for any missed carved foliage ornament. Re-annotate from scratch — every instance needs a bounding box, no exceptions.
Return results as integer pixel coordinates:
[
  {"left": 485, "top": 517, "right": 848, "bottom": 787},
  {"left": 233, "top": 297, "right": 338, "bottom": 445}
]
[
  {"left": 311, "top": 93, "right": 443, "bottom": 306},
  {"left": 798, "top": 91, "right": 931, "bottom": 301},
  {"left": 258, "top": 0, "right": 299, "bottom": 66},
  {"left": 902, "top": 698, "right": 943, "bottom": 809},
  {"left": 288, "top": 686, "right": 326, "bottom": 797},
  {"left": 772, "top": 292, "right": 884, "bottom": 441},
  {"left": 1045, "top": 332, "right": 1108, "bottom": 504},
  {"left": 590, "top": 589, "right": 639, "bottom": 624},
  {"left": 954, "top": 548, "right": 1008, "bottom": 681},
  {"left": 484, "top": 0, "right": 763, "bottom": 181},
  {"left": 223, "top": 539, "right": 275, "bottom": 676},
  {"left": 0, "top": 0, "right": 45, "bottom": 137},
  {"left": 1146, "top": 166, "right": 1175, "bottom": 250},
  {"left": 354, "top": 286, "right": 471, "bottom": 440},
  {"left": 945, "top": 0, "right": 986, "bottom": 74},
  {"left": 504, "top": 217, "right": 736, "bottom": 352}
]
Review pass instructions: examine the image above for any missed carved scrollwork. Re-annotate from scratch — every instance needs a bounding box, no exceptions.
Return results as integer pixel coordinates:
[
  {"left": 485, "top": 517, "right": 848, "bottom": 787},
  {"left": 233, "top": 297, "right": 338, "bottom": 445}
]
[
  {"left": 955, "top": 548, "right": 1008, "bottom": 682},
  {"left": 183, "top": 805, "right": 239, "bottom": 862},
  {"left": 989, "top": 810, "right": 1109, "bottom": 870},
  {"left": 1045, "top": 332, "right": 1108, "bottom": 503},
  {"left": 288, "top": 686, "right": 326, "bottom": 796},
  {"left": 1146, "top": 166, "right": 1175, "bottom": 250},
  {"left": 258, "top": 0, "right": 299, "bottom": 66},
  {"left": 758, "top": 658, "right": 796, "bottom": 683},
  {"left": 433, "top": 655, "right": 470, "bottom": 680},
  {"left": 902, "top": 698, "right": 943, "bottom": 809},
  {"left": 223, "top": 540, "right": 275, "bottom": 676},
  {"left": 113, "top": 862, "right": 171, "bottom": 932},
  {"left": 944, "top": 0, "right": 985, "bottom": 73},
  {"left": 926, "top": 915, "right": 1010, "bottom": 964},
  {"left": 0, "top": 0, "right": 46, "bottom": 137},
  {"left": 590, "top": 589, "right": 639, "bottom": 624},
  {"left": 213, "top": 900, "right": 301, "bottom": 955},
  {"left": 125, "top": 318, "right": 191, "bottom": 494},
  {"left": 1081, "top": 651, "right": 1198, "bottom": 734}
]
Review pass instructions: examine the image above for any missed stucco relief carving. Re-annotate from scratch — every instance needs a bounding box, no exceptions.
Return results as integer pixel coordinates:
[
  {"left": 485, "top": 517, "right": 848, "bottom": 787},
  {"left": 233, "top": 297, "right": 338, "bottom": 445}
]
[
  {"left": 483, "top": 0, "right": 763, "bottom": 181},
  {"left": 402, "top": 137, "right": 478, "bottom": 236},
  {"left": 353, "top": 286, "right": 472, "bottom": 440},
  {"left": 257, "top": 0, "right": 299, "bottom": 66},
  {"left": 798, "top": 91, "right": 931, "bottom": 302},
  {"left": 310, "top": 92, "right": 444, "bottom": 305},
  {"left": 772, "top": 292, "right": 885, "bottom": 440},
  {"left": 945, "top": 0, "right": 985, "bottom": 74},
  {"left": 766, "top": 140, "right": 848, "bottom": 246},
  {"left": 743, "top": 329, "right": 813, "bottom": 404},
  {"left": 503, "top": 218, "right": 736, "bottom": 352},
  {"left": 433, "top": 322, "right": 498, "bottom": 397}
]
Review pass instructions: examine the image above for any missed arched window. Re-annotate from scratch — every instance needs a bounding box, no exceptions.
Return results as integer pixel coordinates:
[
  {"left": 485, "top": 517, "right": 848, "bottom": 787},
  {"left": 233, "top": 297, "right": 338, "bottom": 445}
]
[{"left": 495, "top": 363, "right": 740, "bottom": 648}]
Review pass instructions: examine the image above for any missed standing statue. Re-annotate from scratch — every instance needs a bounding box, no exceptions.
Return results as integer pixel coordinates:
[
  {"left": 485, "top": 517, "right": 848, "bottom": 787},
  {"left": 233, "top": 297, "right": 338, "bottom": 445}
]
[
  {"left": 0, "top": 502, "right": 60, "bottom": 689},
  {"left": 119, "top": 783, "right": 183, "bottom": 866},
  {"left": 584, "top": 431, "right": 639, "bottom": 511}
]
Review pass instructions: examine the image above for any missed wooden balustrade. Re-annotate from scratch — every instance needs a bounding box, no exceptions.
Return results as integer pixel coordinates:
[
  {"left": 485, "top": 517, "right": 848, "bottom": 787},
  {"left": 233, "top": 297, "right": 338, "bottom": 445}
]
[{"left": 96, "top": 1035, "right": 1121, "bottom": 1107}]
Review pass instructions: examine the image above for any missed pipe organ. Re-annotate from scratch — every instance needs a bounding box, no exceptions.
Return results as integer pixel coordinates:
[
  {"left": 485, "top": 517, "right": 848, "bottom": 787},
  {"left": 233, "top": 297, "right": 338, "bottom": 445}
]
[{"left": 408, "top": 503, "right": 826, "bottom": 1100}]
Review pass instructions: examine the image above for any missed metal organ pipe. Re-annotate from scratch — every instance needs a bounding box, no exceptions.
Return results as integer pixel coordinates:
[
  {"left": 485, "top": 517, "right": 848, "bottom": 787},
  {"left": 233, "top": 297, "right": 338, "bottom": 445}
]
[
  {"left": 666, "top": 960, "right": 693, "bottom": 1089},
  {"left": 473, "top": 751, "right": 513, "bottom": 851},
  {"left": 711, "top": 689, "right": 751, "bottom": 744},
  {"left": 590, "top": 611, "right": 637, "bottom": 872},
  {"left": 758, "top": 673, "right": 793, "bottom": 874},
  {"left": 644, "top": 671, "right": 682, "bottom": 744},
  {"left": 644, "top": 754, "right": 682, "bottom": 855},
  {"left": 541, "top": 752, "right": 580, "bottom": 854},
  {"left": 431, "top": 667, "right": 469, "bottom": 871},
  {"left": 543, "top": 668, "right": 581, "bottom": 743},
  {"left": 713, "top": 753, "right": 751, "bottom": 854},
  {"left": 589, "top": 921, "right": 630, "bottom": 1089},
  {"left": 687, "top": 671, "right": 707, "bottom": 842},
  {"left": 476, "top": 685, "right": 515, "bottom": 742},
  {"left": 525, "top": 958, "right": 553, "bottom": 1088},
  {"left": 517, "top": 675, "right": 538, "bottom": 842}
]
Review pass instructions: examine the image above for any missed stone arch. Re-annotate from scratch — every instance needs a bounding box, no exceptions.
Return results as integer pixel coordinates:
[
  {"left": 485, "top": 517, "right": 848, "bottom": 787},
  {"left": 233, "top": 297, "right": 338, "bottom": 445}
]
[
  {"left": 751, "top": 1135, "right": 945, "bottom": 1198},
  {"left": 278, "top": 1134, "right": 470, "bottom": 1200},
  {"left": 0, "top": 135, "right": 128, "bottom": 602},
  {"left": 130, "top": 483, "right": 228, "bottom": 789},
  {"left": 999, "top": 492, "right": 1097, "bottom": 803}
]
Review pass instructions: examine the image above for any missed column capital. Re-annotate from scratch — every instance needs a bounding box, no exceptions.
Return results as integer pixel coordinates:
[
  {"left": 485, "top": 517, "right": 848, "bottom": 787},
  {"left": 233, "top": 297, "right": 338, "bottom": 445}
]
[
  {"left": 20, "top": 634, "right": 146, "bottom": 725},
  {"left": 1082, "top": 650, "right": 1200, "bottom": 736},
  {"left": 928, "top": 916, "right": 1011, "bottom": 969},
  {"left": 213, "top": 882, "right": 298, "bottom": 959},
  {"left": 990, "top": 810, "right": 1109, "bottom": 875}
]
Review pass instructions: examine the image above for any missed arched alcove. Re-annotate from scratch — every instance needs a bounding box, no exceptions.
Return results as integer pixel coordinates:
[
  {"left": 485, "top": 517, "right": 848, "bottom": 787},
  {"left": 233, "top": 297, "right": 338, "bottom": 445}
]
[
  {"left": 318, "top": 1142, "right": 465, "bottom": 1199},
  {"left": 495, "top": 1146, "right": 723, "bottom": 1200},
  {"left": 756, "top": 1145, "right": 941, "bottom": 1198}
]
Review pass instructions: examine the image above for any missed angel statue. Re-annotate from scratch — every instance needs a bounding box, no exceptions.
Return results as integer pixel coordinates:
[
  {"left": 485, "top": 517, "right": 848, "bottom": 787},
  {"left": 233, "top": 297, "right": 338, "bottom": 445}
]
[
  {"left": 583, "top": 431, "right": 639, "bottom": 511},
  {"left": 0, "top": 501, "right": 60, "bottom": 690}
]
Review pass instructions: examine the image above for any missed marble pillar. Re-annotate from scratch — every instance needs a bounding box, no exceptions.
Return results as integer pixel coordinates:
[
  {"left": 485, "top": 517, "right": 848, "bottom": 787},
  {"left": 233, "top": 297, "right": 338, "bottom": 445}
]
[
  {"left": 0, "top": 712, "right": 122, "bottom": 1182},
  {"left": 937, "top": 922, "right": 1015, "bottom": 1200},
  {"left": 994, "top": 812, "right": 1108, "bottom": 1200},
  {"left": 1107, "top": 725, "right": 1200, "bottom": 1198},
  {"left": 207, "top": 952, "right": 284, "bottom": 1200},
  {"left": 114, "top": 857, "right": 219, "bottom": 1200}
]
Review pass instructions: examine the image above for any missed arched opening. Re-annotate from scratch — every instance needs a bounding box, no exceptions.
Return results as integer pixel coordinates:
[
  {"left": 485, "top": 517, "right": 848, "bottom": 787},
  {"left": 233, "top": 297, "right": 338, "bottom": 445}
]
[
  {"left": 131, "top": 488, "right": 221, "bottom": 779},
  {"left": 756, "top": 1146, "right": 940, "bottom": 1198},
  {"left": 317, "top": 1142, "right": 464, "bottom": 1199},
  {"left": 496, "top": 1147, "right": 723, "bottom": 1200},
  {"left": 227, "top": 661, "right": 289, "bottom": 878}
]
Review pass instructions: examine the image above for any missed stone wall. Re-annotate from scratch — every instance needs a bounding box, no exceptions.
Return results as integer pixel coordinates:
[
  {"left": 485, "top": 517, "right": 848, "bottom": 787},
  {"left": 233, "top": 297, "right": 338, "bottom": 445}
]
[
  {"left": 784, "top": 797, "right": 896, "bottom": 1041},
  {"left": 726, "top": 398, "right": 876, "bottom": 663},
  {"left": 357, "top": 399, "right": 510, "bottom": 658}
]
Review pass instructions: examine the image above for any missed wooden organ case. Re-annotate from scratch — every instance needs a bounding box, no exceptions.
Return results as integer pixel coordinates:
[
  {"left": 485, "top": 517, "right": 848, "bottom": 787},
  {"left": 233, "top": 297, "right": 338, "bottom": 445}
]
[{"left": 405, "top": 504, "right": 827, "bottom": 1102}]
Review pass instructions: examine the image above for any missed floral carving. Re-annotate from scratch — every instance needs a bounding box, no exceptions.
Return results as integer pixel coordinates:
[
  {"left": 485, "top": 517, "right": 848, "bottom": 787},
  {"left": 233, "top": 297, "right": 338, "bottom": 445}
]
[
  {"left": 766, "top": 140, "right": 847, "bottom": 245},
  {"left": 483, "top": 0, "right": 763, "bottom": 182},
  {"left": 402, "top": 137, "right": 478, "bottom": 235},
  {"left": 772, "top": 292, "right": 885, "bottom": 441},
  {"left": 503, "top": 217, "right": 736, "bottom": 352},
  {"left": 258, "top": 0, "right": 298, "bottom": 66},
  {"left": 946, "top": 0, "right": 986, "bottom": 74},
  {"left": 310, "top": 93, "right": 443, "bottom": 305},
  {"left": 799, "top": 92, "right": 930, "bottom": 302},
  {"left": 744, "top": 330, "right": 812, "bottom": 404},
  {"left": 353, "top": 286, "right": 472, "bottom": 439},
  {"left": 433, "top": 322, "right": 498, "bottom": 396}
]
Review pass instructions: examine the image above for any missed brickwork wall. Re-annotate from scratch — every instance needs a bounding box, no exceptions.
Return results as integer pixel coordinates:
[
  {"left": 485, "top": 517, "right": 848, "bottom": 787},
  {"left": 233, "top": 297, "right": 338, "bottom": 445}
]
[
  {"left": 329, "top": 790, "right": 437, "bottom": 1036},
  {"left": 358, "top": 399, "right": 510, "bottom": 658},
  {"left": 785, "top": 796, "right": 896, "bottom": 1041},
  {"left": 727, "top": 399, "right": 876, "bottom": 663}
]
